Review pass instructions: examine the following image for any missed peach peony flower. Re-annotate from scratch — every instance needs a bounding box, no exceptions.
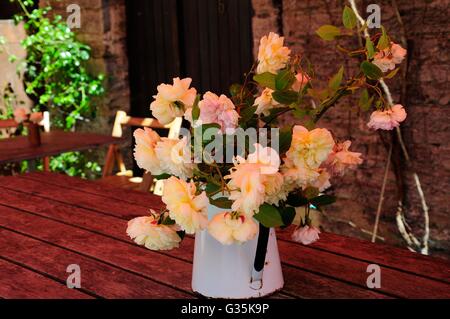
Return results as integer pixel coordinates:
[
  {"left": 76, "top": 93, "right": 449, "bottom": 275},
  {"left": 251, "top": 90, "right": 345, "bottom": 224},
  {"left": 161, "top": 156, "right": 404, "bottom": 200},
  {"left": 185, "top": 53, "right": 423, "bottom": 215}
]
[
  {"left": 367, "top": 104, "right": 407, "bottom": 130},
  {"left": 155, "top": 136, "right": 195, "bottom": 180},
  {"left": 281, "top": 157, "right": 321, "bottom": 190},
  {"left": 14, "top": 107, "right": 28, "bottom": 123},
  {"left": 286, "top": 125, "right": 335, "bottom": 170},
  {"left": 291, "top": 71, "right": 310, "bottom": 92},
  {"left": 373, "top": 42, "right": 407, "bottom": 73},
  {"left": 309, "top": 169, "right": 331, "bottom": 192},
  {"left": 291, "top": 225, "right": 320, "bottom": 245},
  {"left": 133, "top": 127, "right": 163, "bottom": 175},
  {"left": 150, "top": 77, "right": 197, "bottom": 124},
  {"left": 29, "top": 112, "right": 43, "bottom": 124},
  {"left": 228, "top": 166, "right": 266, "bottom": 216},
  {"left": 208, "top": 212, "right": 258, "bottom": 245},
  {"left": 257, "top": 32, "right": 291, "bottom": 74},
  {"left": 185, "top": 91, "right": 239, "bottom": 132},
  {"left": 126, "top": 213, "right": 181, "bottom": 250},
  {"left": 227, "top": 144, "right": 283, "bottom": 215},
  {"left": 254, "top": 88, "right": 279, "bottom": 116},
  {"left": 162, "top": 177, "right": 208, "bottom": 234},
  {"left": 324, "top": 140, "right": 363, "bottom": 176}
]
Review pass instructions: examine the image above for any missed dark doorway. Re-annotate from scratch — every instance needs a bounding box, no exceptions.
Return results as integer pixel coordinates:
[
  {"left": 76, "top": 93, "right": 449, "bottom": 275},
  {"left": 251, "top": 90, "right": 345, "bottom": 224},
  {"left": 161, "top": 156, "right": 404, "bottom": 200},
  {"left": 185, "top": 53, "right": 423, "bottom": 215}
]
[
  {"left": 126, "top": 0, "right": 254, "bottom": 118},
  {"left": 0, "top": 1, "right": 38, "bottom": 19}
]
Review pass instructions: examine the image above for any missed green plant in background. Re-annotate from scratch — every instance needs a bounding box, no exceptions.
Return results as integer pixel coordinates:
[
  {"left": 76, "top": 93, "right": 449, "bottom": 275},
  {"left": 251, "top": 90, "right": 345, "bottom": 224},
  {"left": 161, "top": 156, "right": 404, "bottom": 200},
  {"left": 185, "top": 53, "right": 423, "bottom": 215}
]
[{"left": 2, "top": 0, "right": 105, "bottom": 178}]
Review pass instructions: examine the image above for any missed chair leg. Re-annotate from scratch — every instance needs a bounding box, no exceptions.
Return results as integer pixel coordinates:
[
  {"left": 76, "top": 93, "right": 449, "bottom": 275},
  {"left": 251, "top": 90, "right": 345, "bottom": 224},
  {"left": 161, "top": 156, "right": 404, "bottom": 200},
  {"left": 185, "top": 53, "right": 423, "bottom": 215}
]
[
  {"left": 102, "top": 144, "right": 116, "bottom": 177},
  {"left": 43, "top": 157, "right": 50, "bottom": 172},
  {"left": 139, "top": 172, "right": 154, "bottom": 192}
]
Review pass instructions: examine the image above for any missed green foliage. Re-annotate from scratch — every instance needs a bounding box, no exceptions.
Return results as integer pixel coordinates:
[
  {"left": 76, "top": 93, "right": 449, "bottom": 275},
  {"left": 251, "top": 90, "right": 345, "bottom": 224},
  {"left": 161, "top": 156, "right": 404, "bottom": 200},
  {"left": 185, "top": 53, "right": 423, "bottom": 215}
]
[
  {"left": 7, "top": 0, "right": 105, "bottom": 178},
  {"left": 254, "top": 203, "right": 284, "bottom": 228},
  {"left": 43, "top": 152, "right": 101, "bottom": 179},
  {"left": 272, "top": 90, "right": 298, "bottom": 105},
  {"left": 14, "top": 2, "right": 105, "bottom": 129},
  {"left": 316, "top": 25, "right": 341, "bottom": 41},
  {"left": 253, "top": 72, "right": 276, "bottom": 89},
  {"left": 328, "top": 66, "right": 344, "bottom": 92},
  {"left": 342, "top": 6, "right": 357, "bottom": 29},
  {"left": 275, "top": 68, "right": 295, "bottom": 91},
  {"left": 377, "top": 26, "right": 390, "bottom": 50},
  {"left": 209, "top": 197, "right": 233, "bottom": 209},
  {"left": 360, "top": 61, "right": 383, "bottom": 80}
]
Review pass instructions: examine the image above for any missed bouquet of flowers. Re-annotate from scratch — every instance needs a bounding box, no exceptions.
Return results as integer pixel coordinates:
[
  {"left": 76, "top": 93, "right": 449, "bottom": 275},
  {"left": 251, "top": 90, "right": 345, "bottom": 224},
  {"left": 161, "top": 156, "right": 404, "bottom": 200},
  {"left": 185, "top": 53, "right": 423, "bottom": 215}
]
[{"left": 127, "top": 5, "right": 406, "bottom": 251}]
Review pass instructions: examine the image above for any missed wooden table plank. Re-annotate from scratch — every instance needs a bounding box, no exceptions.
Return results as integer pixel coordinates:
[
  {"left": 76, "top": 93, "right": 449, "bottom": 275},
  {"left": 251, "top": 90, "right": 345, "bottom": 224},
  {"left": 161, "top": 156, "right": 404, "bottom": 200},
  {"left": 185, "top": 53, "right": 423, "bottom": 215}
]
[
  {"left": 0, "top": 258, "right": 91, "bottom": 299},
  {"left": 0, "top": 183, "right": 391, "bottom": 299},
  {"left": 278, "top": 240, "right": 450, "bottom": 299},
  {"left": 24, "top": 171, "right": 163, "bottom": 209},
  {"left": 277, "top": 227, "right": 450, "bottom": 285},
  {"left": 0, "top": 205, "right": 196, "bottom": 295},
  {"left": 25, "top": 172, "right": 450, "bottom": 283},
  {"left": 1, "top": 173, "right": 449, "bottom": 298},
  {"left": 0, "top": 131, "right": 122, "bottom": 164},
  {"left": 17, "top": 173, "right": 450, "bottom": 286},
  {"left": 0, "top": 228, "right": 192, "bottom": 299},
  {"left": 0, "top": 175, "right": 152, "bottom": 219}
]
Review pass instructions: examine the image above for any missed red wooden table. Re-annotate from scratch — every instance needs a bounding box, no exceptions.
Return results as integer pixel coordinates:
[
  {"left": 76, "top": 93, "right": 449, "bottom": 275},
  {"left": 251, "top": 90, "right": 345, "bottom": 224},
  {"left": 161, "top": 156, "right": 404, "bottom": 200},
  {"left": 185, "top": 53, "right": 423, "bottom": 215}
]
[
  {"left": 0, "top": 130, "right": 122, "bottom": 164},
  {"left": 0, "top": 172, "right": 449, "bottom": 299}
]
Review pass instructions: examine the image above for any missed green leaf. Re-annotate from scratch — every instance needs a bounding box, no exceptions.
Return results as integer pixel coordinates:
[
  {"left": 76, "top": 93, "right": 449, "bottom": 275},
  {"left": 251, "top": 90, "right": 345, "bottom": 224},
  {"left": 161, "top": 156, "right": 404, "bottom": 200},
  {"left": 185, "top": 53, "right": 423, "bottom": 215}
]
[
  {"left": 342, "top": 6, "right": 357, "bottom": 29},
  {"left": 209, "top": 197, "right": 232, "bottom": 209},
  {"left": 240, "top": 105, "right": 257, "bottom": 123},
  {"left": 253, "top": 72, "right": 276, "bottom": 90},
  {"left": 279, "top": 126, "right": 293, "bottom": 154},
  {"left": 328, "top": 66, "right": 344, "bottom": 92},
  {"left": 254, "top": 204, "right": 284, "bottom": 228},
  {"left": 229, "top": 83, "right": 242, "bottom": 97},
  {"left": 161, "top": 216, "right": 176, "bottom": 225},
  {"left": 358, "top": 89, "right": 370, "bottom": 111},
  {"left": 303, "top": 186, "right": 320, "bottom": 200},
  {"left": 384, "top": 68, "right": 400, "bottom": 79},
  {"left": 177, "top": 231, "right": 185, "bottom": 240},
  {"left": 377, "top": 26, "right": 390, "bottom": 50},
  {"left": 286, "top": 192, "right": 308, "bottom": 207},
  {"left": 205, "top": 183, "right": 221, "bottom": 195},
  {"left": 275, "top": 68, "right": 295, "bottom": 91},
  {"left": 153, "top": 173, "right": 172, "bottom": 180},
  {"left": 272, "top": 90, "right": 298, "bottom": 105},
  {"left": 280, "top": 206, "right": 296, "bottom": 227},
  {"left": 360, "top": 61, "right": 383, "bottom": 79},
  {"left": 365, "top": 37, "right": 375, "bottom": 59},
  {"left": 310, "top": 195, "right": 336, "bottom": 207},
  {"left": 316, "top": 25, "right": 341, "bottom": 41},
  {"left": 191, "top": 94, "right": 201, "bottom": 121}
]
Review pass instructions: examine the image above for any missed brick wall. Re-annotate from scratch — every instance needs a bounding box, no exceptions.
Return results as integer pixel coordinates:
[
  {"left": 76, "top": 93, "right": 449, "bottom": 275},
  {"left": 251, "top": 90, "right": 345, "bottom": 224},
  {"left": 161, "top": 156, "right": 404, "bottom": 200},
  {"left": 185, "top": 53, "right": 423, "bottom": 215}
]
[{"left": 252, "top": 0, "right": 450, "bottom": 258}]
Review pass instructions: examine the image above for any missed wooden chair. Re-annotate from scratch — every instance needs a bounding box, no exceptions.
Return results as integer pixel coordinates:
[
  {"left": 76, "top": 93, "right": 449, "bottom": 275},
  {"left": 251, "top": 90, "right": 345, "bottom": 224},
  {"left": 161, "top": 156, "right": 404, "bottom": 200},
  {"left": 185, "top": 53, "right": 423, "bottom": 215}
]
[
  {"left": 99, "top": 110, "right": 182, "bottom": 193},
  {"left": 0, "top": 111, "right": 51, "bottom": 170}
]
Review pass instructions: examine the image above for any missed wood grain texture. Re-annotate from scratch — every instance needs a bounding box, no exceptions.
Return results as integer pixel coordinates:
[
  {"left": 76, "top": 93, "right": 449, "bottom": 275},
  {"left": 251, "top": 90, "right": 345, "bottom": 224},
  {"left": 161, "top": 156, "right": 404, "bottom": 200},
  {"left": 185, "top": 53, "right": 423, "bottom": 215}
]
[
  {"left": 1, "top": 173, "right": 449, "bottom": 299},
  {"left": 0, "top": 130, "right": 123, "bottom": 164},
  {"left": 0, "top": 205, "right": 195, "bottom": 294},
  {"left": 0, "top": 228, "right": 192, "bottom": 299},
  {"left": 277, "top": 227, "right": 450, "bottom": 285},
  {"left": 0, "top": 258, "right": 90, "bottom": 299},
  {"left": 0, "top": 186, "right": 390, "bottom": 299}
]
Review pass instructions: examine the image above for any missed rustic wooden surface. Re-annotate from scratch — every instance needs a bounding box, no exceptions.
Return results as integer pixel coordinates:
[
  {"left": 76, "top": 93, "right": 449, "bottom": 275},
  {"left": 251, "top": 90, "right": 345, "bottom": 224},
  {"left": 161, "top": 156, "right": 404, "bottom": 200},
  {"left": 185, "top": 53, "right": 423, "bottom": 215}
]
[
  {"left": 0, "top": 172, "right": 449, "bottom": 299},
  {"left": 0, "top": 130, "right": 123, "bottom": 164}
]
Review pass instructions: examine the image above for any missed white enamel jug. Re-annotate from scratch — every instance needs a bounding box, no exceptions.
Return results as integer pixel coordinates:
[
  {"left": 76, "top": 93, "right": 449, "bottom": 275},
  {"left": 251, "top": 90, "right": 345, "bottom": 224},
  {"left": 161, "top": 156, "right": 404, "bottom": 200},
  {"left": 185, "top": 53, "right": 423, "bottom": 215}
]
[{"left": 191, "top": 199, "right": 284, "bottom": 298}]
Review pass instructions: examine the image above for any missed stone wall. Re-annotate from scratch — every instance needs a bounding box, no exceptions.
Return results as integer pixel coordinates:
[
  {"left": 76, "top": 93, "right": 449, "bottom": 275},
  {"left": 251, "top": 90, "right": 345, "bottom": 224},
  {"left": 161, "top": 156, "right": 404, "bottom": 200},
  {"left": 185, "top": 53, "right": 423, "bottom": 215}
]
[
  {"left": 252, "top": 0, "right": 450, "bottom": 258},
  {"left": 40, "top": 0, "right": 131, "bottom": 164}
]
